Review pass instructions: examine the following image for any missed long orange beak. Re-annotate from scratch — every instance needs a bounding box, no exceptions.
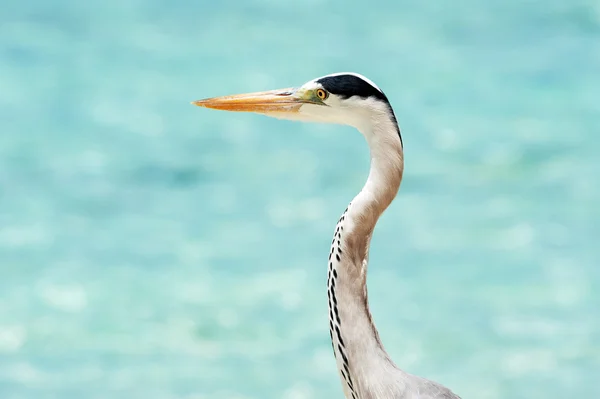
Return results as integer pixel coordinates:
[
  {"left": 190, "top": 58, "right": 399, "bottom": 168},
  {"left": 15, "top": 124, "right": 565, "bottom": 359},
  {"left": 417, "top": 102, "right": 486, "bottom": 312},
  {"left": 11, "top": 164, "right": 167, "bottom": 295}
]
[{"left": 192, "top": 88, "right": 309, "bottom": 114}]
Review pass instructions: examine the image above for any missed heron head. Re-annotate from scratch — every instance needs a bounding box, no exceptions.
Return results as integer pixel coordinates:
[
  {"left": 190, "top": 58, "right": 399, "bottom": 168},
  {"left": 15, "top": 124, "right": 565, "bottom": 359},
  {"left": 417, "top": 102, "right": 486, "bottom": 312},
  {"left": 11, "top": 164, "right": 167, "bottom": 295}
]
[{"left": 192, "top": 72, "right": 397, "bottom": 133}]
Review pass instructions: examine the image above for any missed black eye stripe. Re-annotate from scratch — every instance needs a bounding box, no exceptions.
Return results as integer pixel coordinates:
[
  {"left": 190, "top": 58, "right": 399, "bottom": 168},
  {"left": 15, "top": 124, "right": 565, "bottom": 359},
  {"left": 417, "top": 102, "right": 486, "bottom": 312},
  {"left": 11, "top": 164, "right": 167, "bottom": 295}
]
[
  {"left": 316, "top": 74, "right": 403, "bottom": 147},
  {"left": 317, "top": 74, "right": 386, "bottom": 102}
]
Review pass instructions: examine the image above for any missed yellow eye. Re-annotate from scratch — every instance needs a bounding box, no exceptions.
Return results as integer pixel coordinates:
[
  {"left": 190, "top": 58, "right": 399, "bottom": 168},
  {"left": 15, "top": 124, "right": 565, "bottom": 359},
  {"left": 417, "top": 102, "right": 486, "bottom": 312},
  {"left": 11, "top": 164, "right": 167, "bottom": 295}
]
[{"left": 316, "top": 89, "right": 328, "bottom": 100}]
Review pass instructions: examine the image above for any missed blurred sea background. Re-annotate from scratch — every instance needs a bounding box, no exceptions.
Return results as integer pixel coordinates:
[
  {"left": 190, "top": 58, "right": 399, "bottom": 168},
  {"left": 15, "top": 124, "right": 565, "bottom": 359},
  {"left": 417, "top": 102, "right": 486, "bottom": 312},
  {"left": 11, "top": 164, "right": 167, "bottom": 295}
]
[{"left": 1, "top": 1, "right": 599, "bottom": 398}]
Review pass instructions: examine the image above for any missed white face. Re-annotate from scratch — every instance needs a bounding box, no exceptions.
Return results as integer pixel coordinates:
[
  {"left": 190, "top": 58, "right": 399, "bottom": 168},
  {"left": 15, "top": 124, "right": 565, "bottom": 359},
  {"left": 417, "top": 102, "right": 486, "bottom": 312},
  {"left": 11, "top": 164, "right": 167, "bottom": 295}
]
[
  {"left": 282, "top": 78, "right": 391, "bottom": 134},
  {"left": 192, "top": 72, "right": 395, "bottom": 138}
]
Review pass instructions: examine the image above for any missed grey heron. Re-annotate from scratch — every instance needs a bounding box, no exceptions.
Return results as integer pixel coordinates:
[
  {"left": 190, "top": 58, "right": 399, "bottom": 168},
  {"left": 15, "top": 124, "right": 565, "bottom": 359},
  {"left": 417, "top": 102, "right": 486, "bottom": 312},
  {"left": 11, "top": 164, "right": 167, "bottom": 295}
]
[{"left": 193, "top": 73, "right": 461, "bottom": 399}]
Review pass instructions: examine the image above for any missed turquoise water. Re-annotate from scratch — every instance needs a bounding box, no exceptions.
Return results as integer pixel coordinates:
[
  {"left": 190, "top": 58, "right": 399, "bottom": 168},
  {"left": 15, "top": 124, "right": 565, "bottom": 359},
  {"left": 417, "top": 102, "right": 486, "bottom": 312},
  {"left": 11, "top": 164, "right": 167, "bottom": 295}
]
[{"left": 1, "top": 1, "right": 599, "bottom": 398}]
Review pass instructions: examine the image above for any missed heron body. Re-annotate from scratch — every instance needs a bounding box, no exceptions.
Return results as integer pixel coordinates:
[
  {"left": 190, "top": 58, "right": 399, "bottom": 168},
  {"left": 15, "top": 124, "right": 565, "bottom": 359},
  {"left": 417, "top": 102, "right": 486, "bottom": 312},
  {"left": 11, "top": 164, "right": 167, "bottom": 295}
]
[{"left": 193, "top": 73, "right": 461, "bottom": 399}]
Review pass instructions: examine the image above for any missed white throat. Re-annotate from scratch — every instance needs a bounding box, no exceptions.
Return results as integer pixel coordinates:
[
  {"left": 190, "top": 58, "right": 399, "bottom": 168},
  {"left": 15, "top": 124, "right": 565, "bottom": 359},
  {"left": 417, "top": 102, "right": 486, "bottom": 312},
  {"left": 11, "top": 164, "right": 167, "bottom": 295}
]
[{"left": 326, "top": 111, "right": 404, "bottom": 399}]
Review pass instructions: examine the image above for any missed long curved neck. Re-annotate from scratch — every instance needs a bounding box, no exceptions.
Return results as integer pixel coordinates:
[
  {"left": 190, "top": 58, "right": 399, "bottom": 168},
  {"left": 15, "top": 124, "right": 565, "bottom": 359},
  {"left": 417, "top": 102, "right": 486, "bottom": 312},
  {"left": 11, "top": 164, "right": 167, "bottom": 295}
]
[{"left": 328, "top": 114, "right": 404, "bottom": 399}]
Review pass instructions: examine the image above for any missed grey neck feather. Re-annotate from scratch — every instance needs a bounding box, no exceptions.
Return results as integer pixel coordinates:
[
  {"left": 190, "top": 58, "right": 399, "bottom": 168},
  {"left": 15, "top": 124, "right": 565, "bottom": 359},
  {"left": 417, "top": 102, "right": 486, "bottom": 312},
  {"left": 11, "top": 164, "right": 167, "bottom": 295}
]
[{"left": 327, "top": 111, "right": 404, "bottom": 399}]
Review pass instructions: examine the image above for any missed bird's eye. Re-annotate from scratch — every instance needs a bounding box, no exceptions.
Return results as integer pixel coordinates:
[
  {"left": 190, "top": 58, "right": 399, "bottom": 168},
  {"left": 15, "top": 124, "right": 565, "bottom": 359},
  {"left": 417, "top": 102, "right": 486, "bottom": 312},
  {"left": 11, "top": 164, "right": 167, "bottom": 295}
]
[{"left": 316, "top": 89, "right": 329, "bottom": 100}]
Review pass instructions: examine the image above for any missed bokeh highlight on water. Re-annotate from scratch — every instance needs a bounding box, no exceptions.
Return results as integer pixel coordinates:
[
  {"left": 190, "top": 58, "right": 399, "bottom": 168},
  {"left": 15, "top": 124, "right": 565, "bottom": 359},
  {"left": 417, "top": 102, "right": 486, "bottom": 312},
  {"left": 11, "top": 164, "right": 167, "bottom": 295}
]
[{"left": 1, "top": 1, "right": 599, "bottom": 398}]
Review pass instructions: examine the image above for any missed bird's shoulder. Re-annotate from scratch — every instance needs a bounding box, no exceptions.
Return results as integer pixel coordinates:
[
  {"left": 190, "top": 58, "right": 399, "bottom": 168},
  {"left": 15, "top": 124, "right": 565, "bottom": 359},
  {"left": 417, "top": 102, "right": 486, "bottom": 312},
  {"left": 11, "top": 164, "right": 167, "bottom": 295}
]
[{"left": 409, "top": 377, "right": 461, "bottom": 399}]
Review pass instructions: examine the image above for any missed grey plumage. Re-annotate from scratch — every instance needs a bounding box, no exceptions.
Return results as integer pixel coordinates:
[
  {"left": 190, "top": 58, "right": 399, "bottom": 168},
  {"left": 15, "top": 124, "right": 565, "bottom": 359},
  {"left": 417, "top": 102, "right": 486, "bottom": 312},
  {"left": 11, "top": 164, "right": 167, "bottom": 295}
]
[{"left": 193, "top": 72, "right": 462, "bottom": 399}]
